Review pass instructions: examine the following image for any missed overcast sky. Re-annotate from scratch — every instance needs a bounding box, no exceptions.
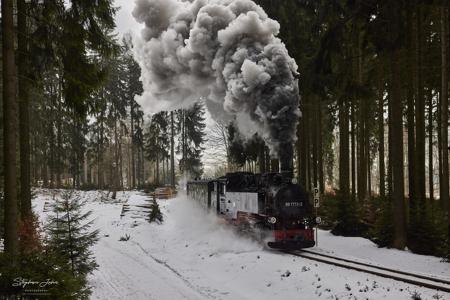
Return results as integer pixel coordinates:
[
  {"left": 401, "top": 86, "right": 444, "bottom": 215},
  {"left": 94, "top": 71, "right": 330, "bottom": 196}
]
[{"left": 114, "top": 0, "right": 143, "bottom": 38}]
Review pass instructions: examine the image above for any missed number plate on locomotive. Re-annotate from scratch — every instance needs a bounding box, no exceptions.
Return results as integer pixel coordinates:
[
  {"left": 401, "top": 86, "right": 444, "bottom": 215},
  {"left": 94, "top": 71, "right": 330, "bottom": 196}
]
[{"left": 285, "top": 202, "right": 303, "bottom": 207}]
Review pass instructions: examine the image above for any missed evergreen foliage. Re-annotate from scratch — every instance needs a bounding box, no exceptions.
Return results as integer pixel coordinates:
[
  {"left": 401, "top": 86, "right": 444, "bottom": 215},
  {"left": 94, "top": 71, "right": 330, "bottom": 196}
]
[
  {"left": 227, "top": 124, "right": 247, "bottom": 167},
  {"left": 145, "top": 112, "right": 170, "bottom": 185},
  {"left": 86, "top": 37, "right": 145, "bottom": 191},
  {"left": 227, "top": 122, "right": 266, "bottom": 170},
  {"left": 0, "top": 0, "right": 449, "bottom": 279},
  {"left": 0, "top": 191, "right": 98, "bottom": 299},
  {"left": 176, "top": 103, "right": 206, "bottom": 178},
  {"left": 330, "top": 194, "right": 368, "bottom": 237},
  {"left": 0, "top": 251, "right": 86, "bottom": 299},
  {"left": 46, "top": 191, "right": 99, "bottom": 297},
  {"left": 407, "top": 204, "right": 448, "bottom": 256},
  {"left": 255, "top": 0, "right": 450, "bottom": 256},
  {"left": 370, "top": 198, "right": 395, "bottom": 248},
  {"left": 148, "top": 199, "right": 163, "bottom": 224}
]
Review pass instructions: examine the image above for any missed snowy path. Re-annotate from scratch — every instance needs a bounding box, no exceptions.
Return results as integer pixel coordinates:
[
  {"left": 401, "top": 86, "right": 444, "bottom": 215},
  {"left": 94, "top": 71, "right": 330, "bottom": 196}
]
[
  {"left": 33, "top": 190, "right": 450, "bottom": 300},
  {"left": 91, "top": 238, "right": 209, "bottom": 300}
]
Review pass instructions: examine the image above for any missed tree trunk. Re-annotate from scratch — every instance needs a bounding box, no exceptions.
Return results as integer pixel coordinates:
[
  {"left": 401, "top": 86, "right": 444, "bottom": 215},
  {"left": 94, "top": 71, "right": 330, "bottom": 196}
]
[
  {"left": 2, "top": 0, "right": 19, "bottom": 256},
  {"left": 299, "top": 99, "right": 308, "bottom": 188},
  {"left": 318, "top": 101, "right": 324, "bottom": 193},
  {"left": 351, "top": 98, "right": 356, "bottom": 201},
  {"left": 367, "top": 137, "right": 371, "bottom": 197},
  {"left": 170, "top": 111, "right": 175, "bottom": 187},
  {"left": 131, "top": 102, "right": 136, "bottom": 189},
  {"left": 119, "top": 129, "right": 124, "bottom": 189},
  {"left": 42, "top": 152, "right": 48, "bottom": 188},
  {"left": 378, "top": 80, "right": 386, "bottom": 198},
  {"left": 440, "top": 5, "right": 449, "bottom": 219},
  {"left": 56, "top": 79, "right": 63, "bottom": 188},
  {"left": 162, "top": 156, "right": 166, "bottom": 185},
  {"left": 18, "top": 0, "right": 32, "bottom": 219},
  {"left": 167, "top": 158, "right": 170, "bottom": 184},
  {"left": 156, "top": 148, "right": 160, "bottom": 185},
  {"left": 296, "top": 110, "right": 303, "bottom": 185},
  {"left": 141, "top": 145, "right": 145, "bottom": 184},
  {"left": 259, "top": 143, "right": 266, "bottom": 173},
  {"left": 305, "top": 104, "right": 312, "bottom": 190},
  {"left": 388, "top": 83, "right": 393, "bottom": 199},
  {"left": 49, "top": 95, "right": 55, "bottom": 189},
  {"left": 407, "top": 4, "right": 416, "bottom": 206},
  {"left": 415, "top": 5, "right": 426, "bottom": 205},
  {"left": 428, "top": 88, "right": 434, "bottom": 201},
  {"left": 98, "top": 108, "right": 105, "bottom": 189},
  {"left": 339, "top": 99, "right": 350, "bottom": 200},
  {"left": 181, "top": 110, "right": 186, "bottom": 174},
  {"left": 357, "top": 41, "right": 367, "bottom": 202},
  {"left": 312, "top": 98, "right": 318, "bottom": 188},
  {"left": 390, "top": 49, "right": 407, "bottom": 250},
  {"left": 270, "top": 159, "right": 279, "bottom": 173}
]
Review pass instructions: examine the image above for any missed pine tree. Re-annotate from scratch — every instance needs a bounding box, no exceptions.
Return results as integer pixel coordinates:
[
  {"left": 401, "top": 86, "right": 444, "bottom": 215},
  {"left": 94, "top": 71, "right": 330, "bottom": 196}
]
[
  {"left": 176, "top": 103, "right": 206, "bottom": 179},
  {"left": 148, "top": 198, "right": 163, "bottom": 224},
  {"left": 145, "top": 112, "right": 170, "bottom": 185},
  {"left": 227, "top": 123, "right": 248, "bottom": 168},
  {"left": 47, "top": 191, "right": 99, "bottom": 297},
  {"left": 120, "top": 34, "right": 144, "bottom": 189}
]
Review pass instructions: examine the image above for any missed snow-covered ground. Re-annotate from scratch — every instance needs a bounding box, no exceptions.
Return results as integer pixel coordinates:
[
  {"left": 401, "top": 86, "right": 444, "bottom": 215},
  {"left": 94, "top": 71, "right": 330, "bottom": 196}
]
[{"left": 33, "top": 189, "right": 450, "bottom": 300}]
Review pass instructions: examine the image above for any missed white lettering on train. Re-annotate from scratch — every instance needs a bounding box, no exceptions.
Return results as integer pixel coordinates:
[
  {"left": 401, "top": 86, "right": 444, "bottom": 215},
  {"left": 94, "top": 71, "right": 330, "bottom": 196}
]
[{"left": 285, "top": 202, "right": 303, "bottom": 207}]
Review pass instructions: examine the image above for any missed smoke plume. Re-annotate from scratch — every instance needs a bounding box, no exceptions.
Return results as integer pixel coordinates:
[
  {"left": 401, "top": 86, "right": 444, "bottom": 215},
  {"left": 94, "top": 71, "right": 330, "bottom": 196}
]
[{"left": 132, "top": 0, "right": 301, "bottom": 159}]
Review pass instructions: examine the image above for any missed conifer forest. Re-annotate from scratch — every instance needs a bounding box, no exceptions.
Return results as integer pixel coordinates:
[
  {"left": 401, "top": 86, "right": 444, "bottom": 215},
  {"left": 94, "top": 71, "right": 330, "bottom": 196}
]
[{"left": 0, "top": 1, "right": 450, "bottom": 299}]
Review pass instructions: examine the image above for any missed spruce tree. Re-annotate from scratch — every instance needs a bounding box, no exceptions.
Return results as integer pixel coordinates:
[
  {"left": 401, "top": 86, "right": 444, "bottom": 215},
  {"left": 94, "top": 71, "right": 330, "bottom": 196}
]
[
  {"left": 145, "top": 112, "right": 170, "bottom": 185},
  {"left": 47, "top": 191, "right": 99, "bottom": 297},
  {"left": 176, "top": 103, "right": 206, "bottom": 178}
]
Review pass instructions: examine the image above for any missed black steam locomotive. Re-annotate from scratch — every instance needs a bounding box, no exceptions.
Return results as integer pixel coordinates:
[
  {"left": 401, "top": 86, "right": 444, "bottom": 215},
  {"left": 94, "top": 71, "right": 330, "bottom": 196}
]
[{"left": 187, "top": 170, "right": 315, "bottom": 250}]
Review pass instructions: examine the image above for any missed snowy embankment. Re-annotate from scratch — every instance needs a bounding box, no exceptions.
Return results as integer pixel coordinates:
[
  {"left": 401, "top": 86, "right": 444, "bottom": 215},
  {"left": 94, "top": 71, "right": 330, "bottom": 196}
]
[{"left": 33, "top": 190, "right": 450, "bottom": 300}]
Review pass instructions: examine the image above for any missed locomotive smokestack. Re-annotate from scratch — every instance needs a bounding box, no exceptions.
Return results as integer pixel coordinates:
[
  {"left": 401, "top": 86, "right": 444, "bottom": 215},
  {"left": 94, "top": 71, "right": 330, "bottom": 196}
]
[{"left": 279, "top": 142, "right": 294, "bottom": 182}]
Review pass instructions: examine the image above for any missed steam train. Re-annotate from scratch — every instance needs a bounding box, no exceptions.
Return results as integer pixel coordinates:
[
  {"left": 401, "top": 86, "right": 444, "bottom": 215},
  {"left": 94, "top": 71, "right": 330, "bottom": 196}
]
[{"left": 186, "top": 171, "right": 316, "bottom": 250}]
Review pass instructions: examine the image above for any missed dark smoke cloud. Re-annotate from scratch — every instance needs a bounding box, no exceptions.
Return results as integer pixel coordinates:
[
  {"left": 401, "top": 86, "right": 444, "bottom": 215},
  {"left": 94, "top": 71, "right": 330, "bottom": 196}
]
[{"left": 132, "top": 0, "right": 301, "bottom": 158}]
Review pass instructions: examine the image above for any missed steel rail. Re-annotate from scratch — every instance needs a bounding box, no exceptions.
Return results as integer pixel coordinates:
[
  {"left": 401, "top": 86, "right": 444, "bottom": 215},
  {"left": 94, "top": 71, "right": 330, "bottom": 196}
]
[{"left": 287, "top": 250, "right": 450, "bottom": 293}]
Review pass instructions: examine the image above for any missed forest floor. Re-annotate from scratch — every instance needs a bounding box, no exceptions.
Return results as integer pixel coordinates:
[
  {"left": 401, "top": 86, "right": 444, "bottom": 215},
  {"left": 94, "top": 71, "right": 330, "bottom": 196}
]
[{"left": 33, "top": 189, "right": 450, "bottom": 300}]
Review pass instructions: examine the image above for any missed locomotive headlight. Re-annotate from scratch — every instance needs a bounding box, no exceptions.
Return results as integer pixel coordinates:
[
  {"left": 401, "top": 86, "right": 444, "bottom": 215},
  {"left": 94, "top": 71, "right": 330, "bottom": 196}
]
[{"left": 268, "top": 217, "right": 277, "bottom": 224}]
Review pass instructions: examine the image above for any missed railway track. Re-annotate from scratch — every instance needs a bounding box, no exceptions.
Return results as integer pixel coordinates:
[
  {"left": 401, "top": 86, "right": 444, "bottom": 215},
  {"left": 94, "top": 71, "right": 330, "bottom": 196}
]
[{"left": 287, "top": 249, "right": 450, "bottom": 293}]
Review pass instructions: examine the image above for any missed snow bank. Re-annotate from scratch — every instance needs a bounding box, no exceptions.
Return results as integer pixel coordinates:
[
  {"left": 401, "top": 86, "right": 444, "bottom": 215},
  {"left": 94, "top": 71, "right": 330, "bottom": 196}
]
[{"left": 30, "top": 190, "right": 450, "bottom": 300}]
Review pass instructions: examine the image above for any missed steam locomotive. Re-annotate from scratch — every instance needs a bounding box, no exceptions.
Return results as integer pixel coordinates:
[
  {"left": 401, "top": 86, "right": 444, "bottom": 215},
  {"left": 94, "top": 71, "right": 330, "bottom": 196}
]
[{"left": 186, "top": 170, "right": 316, "bottom": 250}]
